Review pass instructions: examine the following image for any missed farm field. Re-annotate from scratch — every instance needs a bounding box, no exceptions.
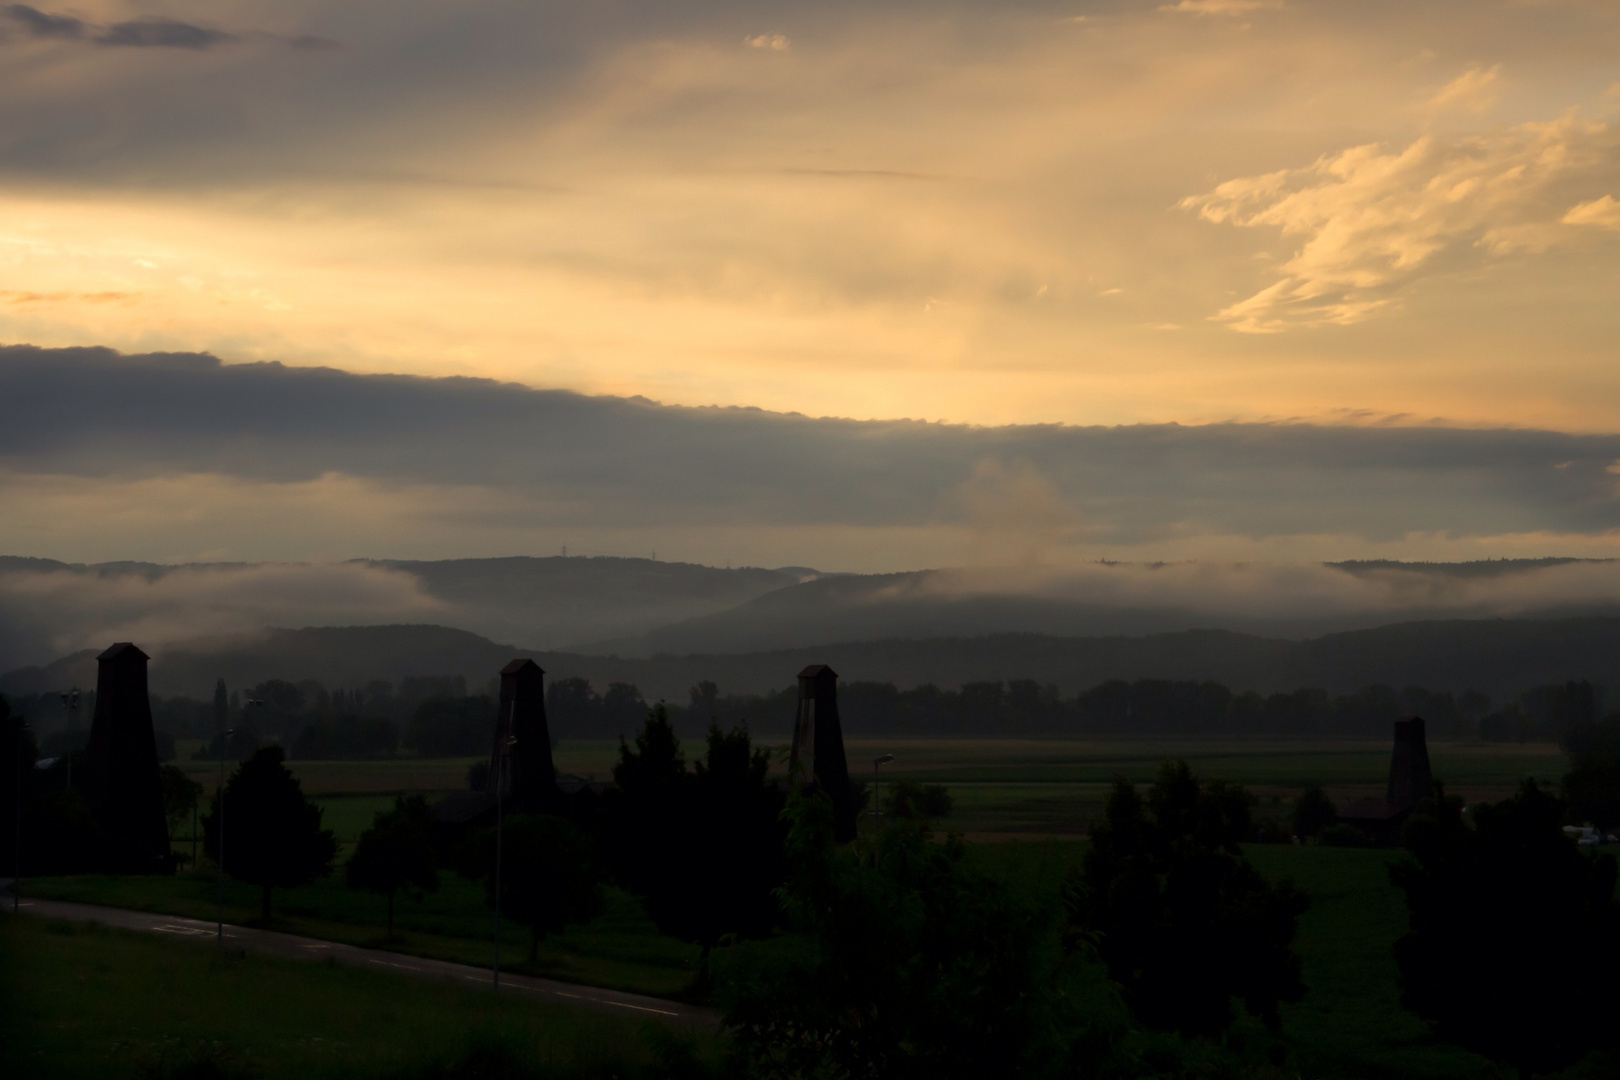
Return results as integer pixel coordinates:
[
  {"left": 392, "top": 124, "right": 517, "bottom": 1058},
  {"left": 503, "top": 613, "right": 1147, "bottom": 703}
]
[{"left": 173, "top": 736, "right": 1568, "bottom": 840}]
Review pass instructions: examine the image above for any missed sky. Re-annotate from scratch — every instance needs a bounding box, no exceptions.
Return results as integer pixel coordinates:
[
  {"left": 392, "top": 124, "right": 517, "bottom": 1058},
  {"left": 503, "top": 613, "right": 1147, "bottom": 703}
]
[{"left": 3, "top": 1, "right": 1620, "bottom": 571}]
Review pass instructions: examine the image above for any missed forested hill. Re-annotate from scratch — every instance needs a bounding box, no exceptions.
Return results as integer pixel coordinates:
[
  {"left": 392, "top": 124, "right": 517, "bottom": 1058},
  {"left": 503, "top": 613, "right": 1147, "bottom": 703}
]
[{"left": 7, "top": 616, "right": 1620, "bottom": 706}]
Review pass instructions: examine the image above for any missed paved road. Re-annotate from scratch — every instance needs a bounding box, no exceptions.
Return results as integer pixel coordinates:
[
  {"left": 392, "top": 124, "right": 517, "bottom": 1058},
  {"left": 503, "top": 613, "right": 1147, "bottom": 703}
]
[{"left": 0, "top": 886, "right": 718, "bottom": 1029}]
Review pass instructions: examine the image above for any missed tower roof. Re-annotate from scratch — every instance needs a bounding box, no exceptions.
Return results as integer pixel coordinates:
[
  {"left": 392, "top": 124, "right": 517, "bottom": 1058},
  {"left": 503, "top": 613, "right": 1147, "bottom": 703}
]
[
  {"left": 798, "top": 664, "right": 837, "bottom": 679},
  {"left": 501, "top": 658, "right": 544, "bottom": 676},
  {"left": 97, "top": 642, "right": 149, "bottom": 662}
]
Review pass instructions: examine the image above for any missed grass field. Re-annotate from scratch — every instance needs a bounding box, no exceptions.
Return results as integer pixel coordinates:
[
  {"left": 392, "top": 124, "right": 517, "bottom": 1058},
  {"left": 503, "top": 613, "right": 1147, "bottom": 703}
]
[
  {"left": 26, "top": 842, "right": 1604, "bottom": 1079},
  {"left": 0, "top": 914, "right": 709, "bottom": 1080},
  {"left": 856, "top": 736, "right": 1563, "bottom": 836},
  {"left": 172, "top": 736, "right": 1568, "bottom": 840},
  {"left": 21, "top": 869, "right": 703, "bottom": 998}
]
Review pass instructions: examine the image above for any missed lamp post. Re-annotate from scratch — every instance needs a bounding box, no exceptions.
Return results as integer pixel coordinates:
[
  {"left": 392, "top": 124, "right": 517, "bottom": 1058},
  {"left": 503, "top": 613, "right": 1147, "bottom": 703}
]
[
  {"left": 873, "top": 754, "right": 895, "bottom": 829},
  {"left": 59, "top": 688, "right": 79, "bottom": 793},
  {"left": 492, "top": 734, "right": 516, "bottom": 990}
]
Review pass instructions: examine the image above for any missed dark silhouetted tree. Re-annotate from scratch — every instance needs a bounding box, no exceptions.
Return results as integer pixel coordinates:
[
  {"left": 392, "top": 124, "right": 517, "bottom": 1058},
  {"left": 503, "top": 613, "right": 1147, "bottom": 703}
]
[
  {"left": 407, "top": 695, "right": 495, "bottom": 757},
  {"left": 465, "top": 814, "right": 602, "bottom": 962},
  {"left": 1, "top": 697, "right": 33, "bottom": 875},
  {"left": 159, "top": 763, "right": 201, "bottom": 865},
  {"left": 601, "top": 712, "right": 788, "bottom": 981},
  {"left": 1392, "top": 780, "right": 1620, "bottom": 1079},
  {"left": 601, "top": 682, "right": 648, "bottom": 736},
  {"left": 1562, "top": 714, "right": 1620, "bottom": 838},
  {"left": 204, "top": 747, "right": 336, "bottom": 921},
  {"left": 1070, "top": 761, "right": 1308, "bottom": 1037},
  {"left": 659, "top": 723, "right": 786, "bottom": 973},
  {"left": 603, "top": 703, "right": 687, "bottom": 901},
  {"left": 347, "top": 794, "right": 439, "bottom": 937},
  {"left": 719, "top": 790, "right": 1075, "bottom": 1080},
  {"left": 1291, "top": 785, "right": 1337, "bottom": 839},
  {"left": 159, "top": 764, "right": 201, "bottom": 836}
]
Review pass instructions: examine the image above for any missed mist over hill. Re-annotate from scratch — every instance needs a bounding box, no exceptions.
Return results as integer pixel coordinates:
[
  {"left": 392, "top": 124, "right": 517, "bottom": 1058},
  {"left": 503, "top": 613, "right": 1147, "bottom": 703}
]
[
  {"left": 8, "top": 553, "right": 1620, "bottom": 678},
  {"left": 0, "top": 555, "right": 807, "bottom": 672},
  {"left": 590, "top": 557, "right": 1620, "bottom": 656}
]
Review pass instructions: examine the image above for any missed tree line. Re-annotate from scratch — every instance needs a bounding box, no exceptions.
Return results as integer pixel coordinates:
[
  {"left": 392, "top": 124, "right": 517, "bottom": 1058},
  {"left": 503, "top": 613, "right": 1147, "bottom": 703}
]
[{"left": 10, "top": 673, "right": 1607, "bottom": 765}]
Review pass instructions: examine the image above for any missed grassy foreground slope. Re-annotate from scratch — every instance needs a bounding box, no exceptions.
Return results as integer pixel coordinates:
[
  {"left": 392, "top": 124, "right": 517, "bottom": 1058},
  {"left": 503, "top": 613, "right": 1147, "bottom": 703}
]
[
  {"left": 0, "top": 915, "right": 707, "bottom": 1080},
  {"left": 20, "top": 870, "right": 701, "bottom": 998}
]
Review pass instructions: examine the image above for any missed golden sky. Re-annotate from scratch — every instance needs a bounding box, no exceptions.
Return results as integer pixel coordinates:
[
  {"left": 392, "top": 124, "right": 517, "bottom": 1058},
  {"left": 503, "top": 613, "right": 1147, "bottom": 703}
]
[
  {"left": 3, "top": 0, "right": 1617, "bottom": 430},
  {"left": 4, "top": 1, "right": 1620, "bottom": 570}
]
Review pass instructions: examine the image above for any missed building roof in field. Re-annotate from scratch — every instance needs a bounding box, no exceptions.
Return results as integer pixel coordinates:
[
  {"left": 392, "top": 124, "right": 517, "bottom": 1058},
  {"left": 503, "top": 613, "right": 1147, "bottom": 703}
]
[
  {"left": 798, "top": 664, "right": 837, "bottom": 679},
  {"left": 501, "top": 658, "right": 543, "bottom": 676}
]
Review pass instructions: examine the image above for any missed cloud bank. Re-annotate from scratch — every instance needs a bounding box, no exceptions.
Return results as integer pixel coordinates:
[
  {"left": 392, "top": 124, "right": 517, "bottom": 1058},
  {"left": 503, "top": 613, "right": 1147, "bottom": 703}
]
[{"left": 3, "top": 345, "right": 1620, "bottom": 568}]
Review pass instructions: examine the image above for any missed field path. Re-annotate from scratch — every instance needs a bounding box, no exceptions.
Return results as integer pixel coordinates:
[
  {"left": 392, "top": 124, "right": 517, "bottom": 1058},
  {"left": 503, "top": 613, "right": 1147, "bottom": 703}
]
[{"left": 0, "top": 884, "right": 718, "bottom": 1029}]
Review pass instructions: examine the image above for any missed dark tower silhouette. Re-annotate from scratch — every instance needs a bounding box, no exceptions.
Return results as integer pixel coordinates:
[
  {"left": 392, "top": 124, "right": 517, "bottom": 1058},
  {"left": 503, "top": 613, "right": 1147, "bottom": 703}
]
[
  {"left": 490, "top": 659, "right": 558, "bottom": 813},
  {"left": 80, "top": 643, "right": 171, "bottom": 873},
  {"left": 791, "top": 664, "right": 856, "bottom": 842},
  {"left": 1387, "top": 716, "right": 1434, "bottom": 811}
]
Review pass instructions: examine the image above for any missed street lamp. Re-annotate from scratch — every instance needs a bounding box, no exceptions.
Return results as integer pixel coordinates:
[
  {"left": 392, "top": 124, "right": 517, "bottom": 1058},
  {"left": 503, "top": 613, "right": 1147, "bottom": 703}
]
[
  {"left": 58, "top": 688, "right": 79, "bottom": 793},
  {"left": 873, "top": 754, "right": 895, "bottom": 829},
  {"left": 492, "top": 734, "right": 516, "bottom": 990}
]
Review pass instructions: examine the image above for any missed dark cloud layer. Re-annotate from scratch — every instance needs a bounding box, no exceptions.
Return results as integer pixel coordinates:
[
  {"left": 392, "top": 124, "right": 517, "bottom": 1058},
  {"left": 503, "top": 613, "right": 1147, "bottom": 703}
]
[
  {"left": 3, "top": 344, "right": 1619, "bottom": 542},
  {"left": 0, "top": 5, "right": 282, "bottom": 50}
]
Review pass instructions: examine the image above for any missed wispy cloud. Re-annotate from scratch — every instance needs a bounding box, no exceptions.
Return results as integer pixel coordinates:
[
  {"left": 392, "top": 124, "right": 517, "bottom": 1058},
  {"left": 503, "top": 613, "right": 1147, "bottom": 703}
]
[
  {"left": 1564, "top": 194, "right": 1620, "bottom": 230},
  {"left": 1182, "top": 116, "right": 1609, "bottom": 331},
  {"left": 1425, "top": 64, "right": 1501, "bottom": 112},
  {"left": 0, "top": 4, "right": 324, "bottom": 50}
]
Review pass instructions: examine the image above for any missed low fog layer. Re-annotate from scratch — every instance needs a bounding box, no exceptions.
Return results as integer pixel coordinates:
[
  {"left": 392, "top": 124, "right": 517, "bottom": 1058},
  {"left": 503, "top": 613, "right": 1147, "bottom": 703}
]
[{"left": 5, "top": 553, "right": 1620, "bottom": 674}]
